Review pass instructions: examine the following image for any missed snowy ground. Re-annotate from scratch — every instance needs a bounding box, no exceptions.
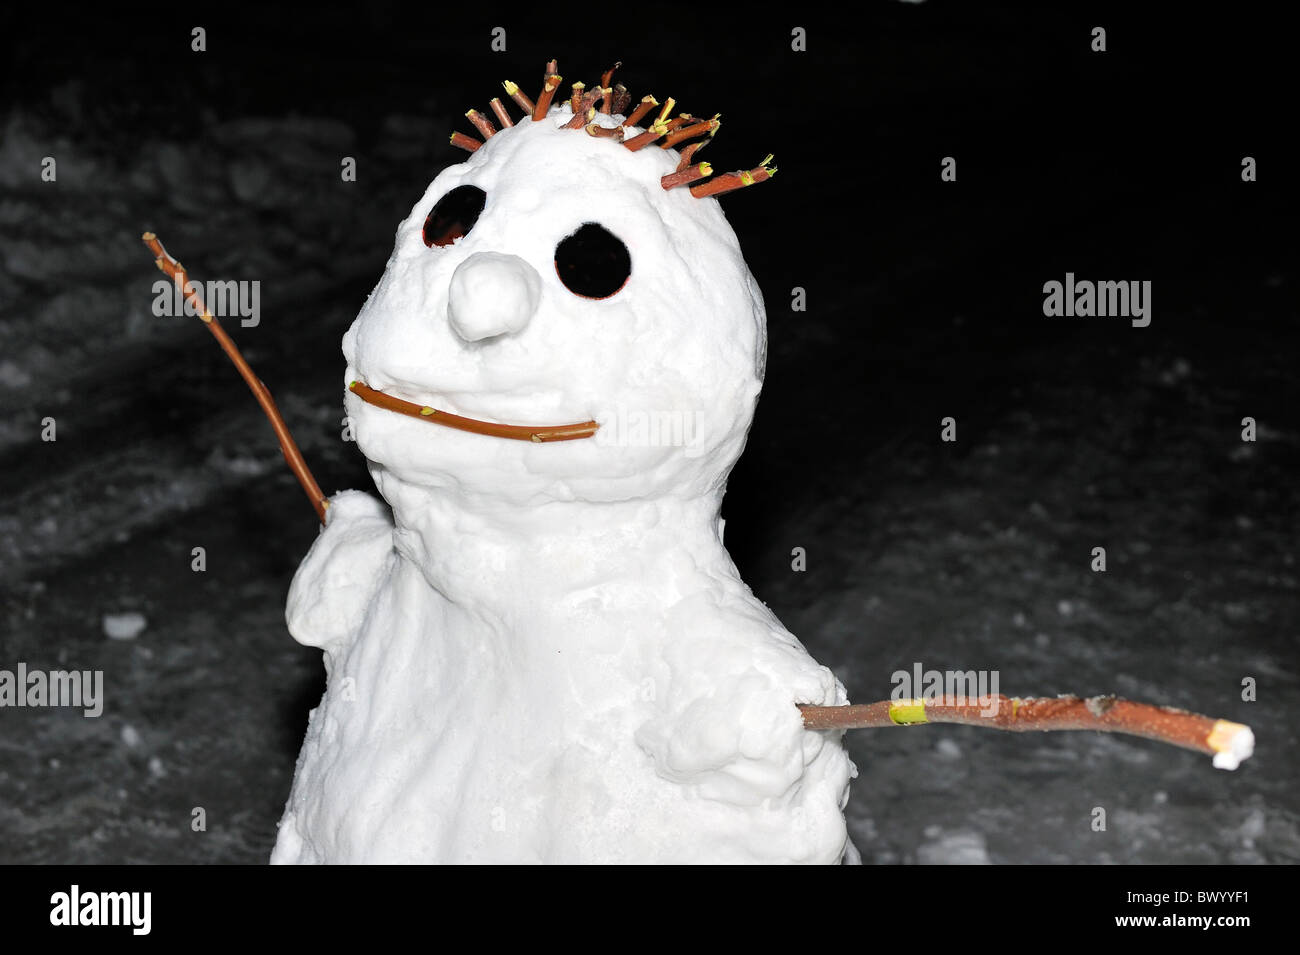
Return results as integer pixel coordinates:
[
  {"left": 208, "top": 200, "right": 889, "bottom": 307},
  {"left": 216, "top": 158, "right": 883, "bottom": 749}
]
[{"left": 1, "top": 5, "right": 1296, "bottom": 863}]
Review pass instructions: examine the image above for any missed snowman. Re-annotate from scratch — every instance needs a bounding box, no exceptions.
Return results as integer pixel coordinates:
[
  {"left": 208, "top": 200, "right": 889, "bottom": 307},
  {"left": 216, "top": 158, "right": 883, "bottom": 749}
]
[{"left": 269, "top": 64, "right": 857, "bottom": 864}]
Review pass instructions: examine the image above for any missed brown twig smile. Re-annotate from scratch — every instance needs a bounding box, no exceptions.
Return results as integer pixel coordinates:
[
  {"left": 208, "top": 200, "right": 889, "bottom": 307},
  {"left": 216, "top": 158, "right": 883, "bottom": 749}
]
[{"left": 348, "top": 380, "right": 599, "bottom": 443}]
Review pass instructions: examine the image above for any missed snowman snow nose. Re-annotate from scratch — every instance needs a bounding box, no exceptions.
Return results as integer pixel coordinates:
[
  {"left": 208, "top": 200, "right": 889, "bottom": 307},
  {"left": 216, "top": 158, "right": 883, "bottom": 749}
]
[{"left": 446, "top": 252, "right": 541, "bottom": 343}]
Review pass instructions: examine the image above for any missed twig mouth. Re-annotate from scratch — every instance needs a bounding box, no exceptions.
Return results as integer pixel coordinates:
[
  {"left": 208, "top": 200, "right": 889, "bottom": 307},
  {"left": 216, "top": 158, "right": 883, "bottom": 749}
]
[{"left": 348, "top": 380, "right": 599, "bottom": 443}]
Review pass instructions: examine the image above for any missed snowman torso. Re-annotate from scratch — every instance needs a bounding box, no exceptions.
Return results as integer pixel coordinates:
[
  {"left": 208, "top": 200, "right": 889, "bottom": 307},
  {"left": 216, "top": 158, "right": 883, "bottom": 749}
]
[
  {"left": 272, "top": 492, "right": 852, "bottom": 863},
  {"left": 271, "top": 83, "right": 855, "bottom": 863}
]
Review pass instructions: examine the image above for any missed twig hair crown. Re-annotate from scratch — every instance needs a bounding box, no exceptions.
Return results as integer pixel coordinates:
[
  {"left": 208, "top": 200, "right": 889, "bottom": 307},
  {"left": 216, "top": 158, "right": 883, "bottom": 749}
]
[{"left": 450, "top": 60, "right": 775, "bottom": 200}]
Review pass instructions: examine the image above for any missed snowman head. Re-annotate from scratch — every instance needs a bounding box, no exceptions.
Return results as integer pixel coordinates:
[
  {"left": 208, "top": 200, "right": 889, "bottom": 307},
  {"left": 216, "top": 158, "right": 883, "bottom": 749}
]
[{"left": 343, "top": 63, "right": 778, "bottom": 508}]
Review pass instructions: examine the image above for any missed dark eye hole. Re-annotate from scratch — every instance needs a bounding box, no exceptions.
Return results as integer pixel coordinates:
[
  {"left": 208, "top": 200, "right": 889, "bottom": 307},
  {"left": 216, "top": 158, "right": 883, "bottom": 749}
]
[
  {"left": 423, "top": 185, "right": 486, "bottom": 248},
  {"left": 555, "top": 223, "right": 631, "bottom": 299}
]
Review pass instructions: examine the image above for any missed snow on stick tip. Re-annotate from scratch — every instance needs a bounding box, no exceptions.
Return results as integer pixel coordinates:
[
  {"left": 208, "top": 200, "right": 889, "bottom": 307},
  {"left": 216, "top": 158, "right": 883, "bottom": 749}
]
[{"left": 798, "top": 695, "right": 1255, "bottom": 770}]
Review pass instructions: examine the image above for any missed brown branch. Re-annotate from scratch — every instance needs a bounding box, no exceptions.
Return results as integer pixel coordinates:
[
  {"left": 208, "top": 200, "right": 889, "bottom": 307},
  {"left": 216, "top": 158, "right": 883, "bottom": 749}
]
[
  {"left": 799, "top": 695, "right": 1255, "bottom": 769},
  {"left": 348, "top": 380, "right": 598, "bottom": 443},
  {"left": 675, "top": 140, "right": 709, "bottom": 172},
  {"left": 564, "top": 87, "right": 602, "bottom": 129},
  {"left": 659, "top": 117, "right": 718, "bottom": 150},
  {"left": 140, "top": 233, "right": 328, "bottom": 524},
  {"left": 661, "top": 161, "right": 712, "bottom": 191},
  {"left": 611, "top": 83, "right": 631, "bottom": 116},
  {"left": 622, "top": 120, "right": 669, "bottom": 152},
  {"left": 569, "top": 81, "right": 586, "bottom": 115},
  {"left": 465, "top": 109, "right": 496, "bottom": 139},
  {"left": 594, "top": 60, "right": 620, "bottom": 115},
  {"left": 533, "top": 73, "right": 562, "bottom": 121},
  {"left": 489, "top": 97, "right": 514, "bottom": 128},
  {"left": 624, "top": 95, "right": 658, "bottom": 128},
  {"left": 585, "top": 122, "right": 626, "bottom": 141},
  {"left": 600, "top": 62, "right": 621, "bottom": 93},
  {"left": 503, "top": 80, "right": 535, "bottom": 115},
  {"left": 450, "top": 131, "right": 482, "bottom": 153},
  {"left": 689, "top": 154, "right": 776, "bottom": 198}
]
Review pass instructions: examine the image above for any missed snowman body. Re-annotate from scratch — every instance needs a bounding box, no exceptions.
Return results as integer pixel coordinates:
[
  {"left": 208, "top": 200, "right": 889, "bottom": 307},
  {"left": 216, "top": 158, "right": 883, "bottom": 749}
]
[{"left": 271, "top": 101, "right": 855, "bottom": 863}]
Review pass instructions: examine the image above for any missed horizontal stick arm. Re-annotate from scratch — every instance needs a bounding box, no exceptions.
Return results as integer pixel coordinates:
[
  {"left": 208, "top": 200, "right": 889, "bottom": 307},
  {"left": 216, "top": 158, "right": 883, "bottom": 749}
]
[{"left": 799, "top": 695, "right": 1254, "bottom": 770}]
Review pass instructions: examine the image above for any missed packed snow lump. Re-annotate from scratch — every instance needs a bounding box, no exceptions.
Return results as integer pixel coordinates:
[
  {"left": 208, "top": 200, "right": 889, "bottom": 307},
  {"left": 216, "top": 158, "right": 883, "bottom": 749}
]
[{"left": 271, "top": 67, "right": 857, "bottom": 864}]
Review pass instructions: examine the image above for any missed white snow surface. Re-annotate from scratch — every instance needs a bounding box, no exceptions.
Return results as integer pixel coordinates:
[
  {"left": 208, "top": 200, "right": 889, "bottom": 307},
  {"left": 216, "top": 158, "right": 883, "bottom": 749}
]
[
  {"left": 271, "top": 104, "right": 856, "bottom": 863},
  {"left": 102, "top": 611, "right": 147, "bottom": 640}
]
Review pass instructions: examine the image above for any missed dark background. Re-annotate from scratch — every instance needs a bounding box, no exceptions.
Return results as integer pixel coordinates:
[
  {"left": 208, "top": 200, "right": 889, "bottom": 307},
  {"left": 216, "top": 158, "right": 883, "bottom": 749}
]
[{"left": 0, "top": 1, "right": 1295, "bottom": 863}]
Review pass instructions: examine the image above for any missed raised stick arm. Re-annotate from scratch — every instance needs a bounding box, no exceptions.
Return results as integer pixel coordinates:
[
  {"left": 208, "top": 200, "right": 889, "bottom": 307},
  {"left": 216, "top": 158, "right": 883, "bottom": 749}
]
[{"left": 142, "top": 233, "right": 329, "bottom": 524}]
